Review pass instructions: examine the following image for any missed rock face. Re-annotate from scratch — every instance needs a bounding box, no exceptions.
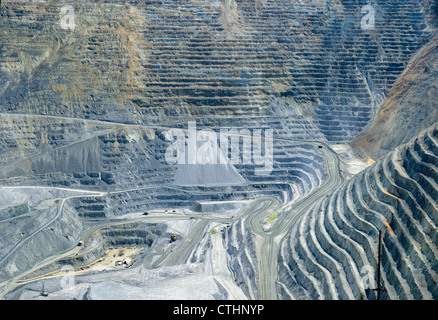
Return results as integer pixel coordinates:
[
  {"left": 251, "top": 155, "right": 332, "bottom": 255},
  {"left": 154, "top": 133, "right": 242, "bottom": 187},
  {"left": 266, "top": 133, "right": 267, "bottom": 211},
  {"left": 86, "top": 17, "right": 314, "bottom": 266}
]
[
  {"left": 0, "top": 0, "right": 435, "bottom": 196},
  {"left": 352, "top": 33, "right": 438, "bottom": 159},
  {"left": 173, "top": 164, "right": 246, "bottom": 187},
  {"left": 0, "top": 0, "right": 436, "bottom": 143},
  {"left": 1, "top": 0, "right": 437, "bottom": 300},
  {"left": 0, "top": 0, "right": 435, "bottom": 226},
  {"left": 0, "top": 187, "right": 87, "bottom": 281},
  {"left": 278, "top": 123, "right": 438, "bottom": 300}
]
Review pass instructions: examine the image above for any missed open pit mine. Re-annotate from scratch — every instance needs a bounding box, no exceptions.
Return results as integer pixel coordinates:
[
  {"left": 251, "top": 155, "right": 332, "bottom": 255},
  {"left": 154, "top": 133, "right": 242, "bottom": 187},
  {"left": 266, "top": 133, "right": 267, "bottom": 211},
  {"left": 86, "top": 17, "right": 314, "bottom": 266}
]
[{"left": 0, "top": 0, "right": 437, "bottom": 300}]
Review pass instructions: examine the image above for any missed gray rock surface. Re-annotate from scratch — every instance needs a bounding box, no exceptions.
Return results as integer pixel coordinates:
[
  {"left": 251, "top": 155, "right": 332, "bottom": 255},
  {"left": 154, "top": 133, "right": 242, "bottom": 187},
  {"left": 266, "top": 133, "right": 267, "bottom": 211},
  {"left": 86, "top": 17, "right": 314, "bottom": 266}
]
[
  {"left": 0, "top": 0, "right": 437, "bottom": 300},
  {"left": 352, "top": 33, "right": 438, "bottom": 159},
  {"left": 278, "top": 122, "right": 438, "bottom": 300}
]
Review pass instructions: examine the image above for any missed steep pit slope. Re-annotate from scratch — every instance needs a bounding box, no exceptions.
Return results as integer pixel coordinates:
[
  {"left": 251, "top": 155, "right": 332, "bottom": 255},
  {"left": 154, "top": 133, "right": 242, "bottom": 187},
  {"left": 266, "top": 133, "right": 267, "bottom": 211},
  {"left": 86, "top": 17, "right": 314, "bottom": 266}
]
[
  {"left": 278, "top": 122, "right": 438, "bottom": 300},
  {"left": 352, "top": 33, "right": 438, "bottom": 159},
  {"left": 0, "top": 0, "right": 436, "bottom": 143}
]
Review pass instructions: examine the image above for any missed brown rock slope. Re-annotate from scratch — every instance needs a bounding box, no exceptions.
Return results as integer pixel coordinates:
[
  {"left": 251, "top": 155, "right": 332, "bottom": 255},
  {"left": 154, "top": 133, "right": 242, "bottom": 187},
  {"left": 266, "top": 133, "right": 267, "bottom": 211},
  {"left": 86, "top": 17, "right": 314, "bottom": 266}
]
[
  {"left": 0, "top": 0, "right": 435, "bottom": 143},
  {"left": 351, "top": 33, "right": 438, "bottom": 159}
]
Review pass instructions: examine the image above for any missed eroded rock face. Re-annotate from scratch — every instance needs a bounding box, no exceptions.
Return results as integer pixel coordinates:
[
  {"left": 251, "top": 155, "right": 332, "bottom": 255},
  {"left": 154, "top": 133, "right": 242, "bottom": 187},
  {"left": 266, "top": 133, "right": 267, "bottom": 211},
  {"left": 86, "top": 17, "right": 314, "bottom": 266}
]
[
  {"left": 0, "top": 0, "right": 435, "bottom": 143},
  {"left": 1, "top": 0, "right": 437, "bottom": 300},
  {"left": 352, "top": 33, "right": 438, "bottom": 159},
  {"left": 278, "top": 122, "right": 438, "bottom": 300},
  {"left": 0, "top": 0, "right": 435, "bottom": 201}
]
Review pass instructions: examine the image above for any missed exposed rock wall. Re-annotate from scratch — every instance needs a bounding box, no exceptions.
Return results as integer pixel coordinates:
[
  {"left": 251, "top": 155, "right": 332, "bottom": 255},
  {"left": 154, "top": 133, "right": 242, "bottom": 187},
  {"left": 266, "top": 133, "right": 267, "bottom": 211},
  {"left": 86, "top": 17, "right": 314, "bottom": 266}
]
[
  {"left": 0, "top": 0, "right": 435, "bottom": 143},
  {"left": 0, "top": 113, "right": 326, "bottom": 212},
  {"left": 1, "top": 0, "right": 437, "bottom": 300},
  {"left": 352, "top": 33, "right": 438, "bottom": 159},
  {"left": 278, "top": 122, "right": 438, "bottom": 299},
  {"left": 223, "top": 217, "right": 259, "bottom": 299},
  {"left": 0, "top": 197, "right": 83, "bottom": 281}
]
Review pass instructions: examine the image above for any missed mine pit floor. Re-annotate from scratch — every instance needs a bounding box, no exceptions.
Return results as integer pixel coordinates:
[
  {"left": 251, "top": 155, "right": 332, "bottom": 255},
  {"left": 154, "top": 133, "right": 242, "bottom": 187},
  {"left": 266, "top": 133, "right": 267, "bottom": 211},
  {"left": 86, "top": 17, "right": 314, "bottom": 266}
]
[{"left": 31, "top": 247, "right": 143, "bottom": 281}]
